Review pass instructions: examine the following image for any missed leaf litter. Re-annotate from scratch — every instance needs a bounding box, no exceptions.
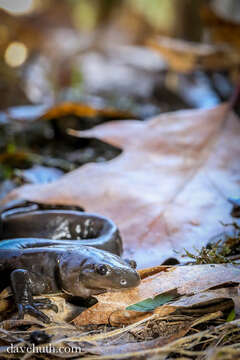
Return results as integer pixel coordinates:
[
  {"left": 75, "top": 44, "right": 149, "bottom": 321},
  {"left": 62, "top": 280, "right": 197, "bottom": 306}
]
[
  {"left": 3, "top": 104, "right": 240, "bottom": 268},
  {"left": 1, "top": 104, "right": 240, "bottom": 358}
]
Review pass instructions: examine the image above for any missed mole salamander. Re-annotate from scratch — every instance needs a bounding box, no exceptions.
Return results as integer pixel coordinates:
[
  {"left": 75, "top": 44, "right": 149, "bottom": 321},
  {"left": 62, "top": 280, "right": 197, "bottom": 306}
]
[{"left": 0, "top": 205, "right": 140, "bottom": 323}]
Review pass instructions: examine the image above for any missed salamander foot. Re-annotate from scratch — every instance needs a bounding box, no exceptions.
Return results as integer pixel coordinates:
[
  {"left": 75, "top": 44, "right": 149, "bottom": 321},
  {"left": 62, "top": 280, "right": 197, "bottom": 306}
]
[{"left": 10, "top": 269, "right": 58, "bottom": 324}]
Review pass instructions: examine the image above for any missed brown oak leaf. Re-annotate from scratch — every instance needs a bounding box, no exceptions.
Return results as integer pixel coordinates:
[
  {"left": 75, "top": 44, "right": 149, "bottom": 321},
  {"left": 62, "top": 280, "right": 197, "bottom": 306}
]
[{"left": 2, "top": 104, "right": 240, "bottom": 268}]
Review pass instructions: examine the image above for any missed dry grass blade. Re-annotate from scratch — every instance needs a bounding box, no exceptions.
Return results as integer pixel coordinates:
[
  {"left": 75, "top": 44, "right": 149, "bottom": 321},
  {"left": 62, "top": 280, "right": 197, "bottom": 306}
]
[{"left": 77, "top": 319, "right": 240, "bottom": 360}]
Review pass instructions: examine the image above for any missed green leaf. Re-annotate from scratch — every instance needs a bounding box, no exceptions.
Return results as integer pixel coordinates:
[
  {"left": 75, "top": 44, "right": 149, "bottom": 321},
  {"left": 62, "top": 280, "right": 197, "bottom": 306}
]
[
  {"left": 226, "top": 308, "right": 236, "bottom": 322},
  {"left": 126, "top": 290, "right": 178, "bottom": 312}
]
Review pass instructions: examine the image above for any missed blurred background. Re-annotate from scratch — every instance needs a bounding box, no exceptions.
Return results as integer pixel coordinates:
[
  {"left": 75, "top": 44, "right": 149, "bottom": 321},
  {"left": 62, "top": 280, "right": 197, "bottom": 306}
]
[
  {"left": 1, "top": 0, "right": 240, "bottom": 197},
  {"left": 1, "top": 0, "right": 240, "bottom": 111}
]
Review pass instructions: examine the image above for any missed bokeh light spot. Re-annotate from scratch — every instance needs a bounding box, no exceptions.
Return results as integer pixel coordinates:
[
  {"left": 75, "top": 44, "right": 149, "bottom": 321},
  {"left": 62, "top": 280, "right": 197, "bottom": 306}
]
[
  {"left": 4, "top": 42, "right": 28, "bottom": 67},
  {"left": 0, "top": 0, "right": 34, "bottom": 15}
]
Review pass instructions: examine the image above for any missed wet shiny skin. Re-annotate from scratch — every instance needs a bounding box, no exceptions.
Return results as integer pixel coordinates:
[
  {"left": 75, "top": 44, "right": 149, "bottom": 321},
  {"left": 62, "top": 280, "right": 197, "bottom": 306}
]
[
  {"left": 0, "top": 245, "right": 140, "bottom": 297},
  {"left": 0, "top": 208, "right": 140, "bottom": 323}
]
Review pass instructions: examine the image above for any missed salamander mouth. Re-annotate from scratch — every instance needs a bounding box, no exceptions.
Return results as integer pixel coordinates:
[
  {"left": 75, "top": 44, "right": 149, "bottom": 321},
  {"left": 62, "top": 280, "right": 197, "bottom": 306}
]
[
  {"left": 62, "top": 287, "right": 107, "bottom": 296},
  {"left": 92, "top": 286, "right": 137, "bottom": 295},
  {"left": 91, "top": 288, "right": 107, "bottom": 295}
]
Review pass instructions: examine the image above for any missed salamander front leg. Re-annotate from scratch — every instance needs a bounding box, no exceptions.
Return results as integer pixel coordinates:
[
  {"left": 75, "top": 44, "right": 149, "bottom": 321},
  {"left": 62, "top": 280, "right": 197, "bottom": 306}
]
[
  {"left": 124, "top": 259, "right": 137, "bottom": 269},
  {"left": 10, "top": 269, "right": 58, "bottom": 324}
]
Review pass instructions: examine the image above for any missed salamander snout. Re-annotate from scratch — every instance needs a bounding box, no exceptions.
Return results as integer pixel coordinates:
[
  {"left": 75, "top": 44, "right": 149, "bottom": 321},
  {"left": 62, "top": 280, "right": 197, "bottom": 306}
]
[
  {"left": 92, "top": 258, "right": 140, "bottom": 291},
  {"left": 84, "top": 251, "right": 141, "bottom": 293},
  {"left": 85, "top": 250, "right": 141, "bottom": 290},
  {"left": 117, "top": 269, "right": 140, "bottom": 289}
]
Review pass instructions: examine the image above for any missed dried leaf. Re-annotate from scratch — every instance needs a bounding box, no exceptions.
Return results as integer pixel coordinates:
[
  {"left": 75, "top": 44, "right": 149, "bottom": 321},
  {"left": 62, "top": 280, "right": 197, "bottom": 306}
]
[
  {"left": 201, "top": 4, "right": 240, "bottom": 52},
  {"left": 148, "top": 36, "right": 240, "bottom": 72},
  {"left": 83, "top": 327, "right": 190, "bottom": 356},
  {"left": 3, "top": 104, "right": 240, "bottom": 268},
  {"left": 2, "top": 102, "right": 134, "bottom": 123},
  {"left": 42, "top": 102, "right": 134, "bottom": 121},
  {"left": 73, "top": 264, "right": 240, "bottom": 325}
]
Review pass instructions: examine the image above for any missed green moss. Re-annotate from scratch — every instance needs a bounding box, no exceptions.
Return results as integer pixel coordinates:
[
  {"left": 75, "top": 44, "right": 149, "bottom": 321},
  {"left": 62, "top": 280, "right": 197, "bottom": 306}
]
[{"left": 182, "top": 223, "right": 240, "bottom": 265}]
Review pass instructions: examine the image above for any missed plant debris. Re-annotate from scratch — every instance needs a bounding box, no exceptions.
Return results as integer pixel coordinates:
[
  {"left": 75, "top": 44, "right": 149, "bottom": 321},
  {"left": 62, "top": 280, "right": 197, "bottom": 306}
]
[{"left": 182, "top": 222, "right": 240, "bottom": 264}]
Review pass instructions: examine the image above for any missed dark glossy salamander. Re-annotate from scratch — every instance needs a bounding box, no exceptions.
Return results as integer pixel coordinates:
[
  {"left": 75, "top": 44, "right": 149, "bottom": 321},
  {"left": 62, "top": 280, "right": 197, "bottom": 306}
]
[
  {"left": 0, "top": 208, "right": 123, "bottom": 255},
  {"left": 0, "top": 205, "right": 140, "bottom": 323}
]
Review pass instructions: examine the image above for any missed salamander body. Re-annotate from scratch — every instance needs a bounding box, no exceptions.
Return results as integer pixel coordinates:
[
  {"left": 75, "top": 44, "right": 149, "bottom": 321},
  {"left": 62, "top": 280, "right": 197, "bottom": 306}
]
[{"left": 0, "top": 205, "right": 140, "bottom": 323}]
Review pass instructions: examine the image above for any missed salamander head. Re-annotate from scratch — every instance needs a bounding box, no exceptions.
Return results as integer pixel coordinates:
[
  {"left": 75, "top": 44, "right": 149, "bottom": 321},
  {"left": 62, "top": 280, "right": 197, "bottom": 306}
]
[{"left": 58, "top": 246, "right": 140, "bottom": 298}]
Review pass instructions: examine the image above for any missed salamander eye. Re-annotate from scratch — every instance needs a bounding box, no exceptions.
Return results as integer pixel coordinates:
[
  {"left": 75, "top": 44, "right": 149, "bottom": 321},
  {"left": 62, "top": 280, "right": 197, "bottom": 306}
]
[
  {"left": 120, "top": 279, "right": 127, "bottom": 286},
  {"left": 96, "top": 264, "right": 110, "bottom": 276}
]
